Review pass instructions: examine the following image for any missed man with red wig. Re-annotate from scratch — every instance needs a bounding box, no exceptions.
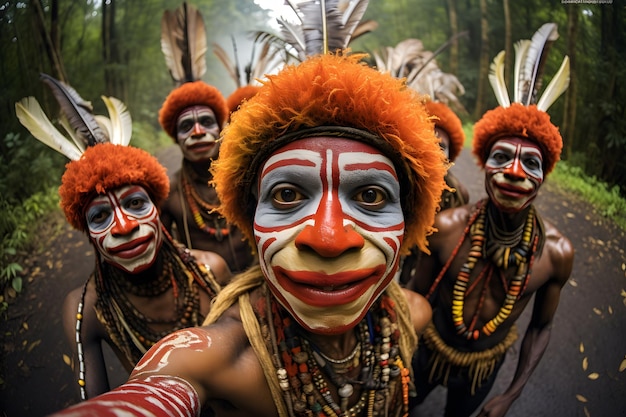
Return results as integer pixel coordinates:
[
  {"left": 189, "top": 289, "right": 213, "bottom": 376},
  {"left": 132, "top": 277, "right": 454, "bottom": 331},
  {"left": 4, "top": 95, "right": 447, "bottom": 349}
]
[
  {"left": 407, "top": 23, "right": 575, "bottom": 417},
  {"left": 158, "top": 81, "right": 257, "bottom": 273},
  {"left": 49, "top": 52, "right": 446, "bottom": 417},
  {"left": 15, "top": 80, "right": 228, "bottom": 401}
]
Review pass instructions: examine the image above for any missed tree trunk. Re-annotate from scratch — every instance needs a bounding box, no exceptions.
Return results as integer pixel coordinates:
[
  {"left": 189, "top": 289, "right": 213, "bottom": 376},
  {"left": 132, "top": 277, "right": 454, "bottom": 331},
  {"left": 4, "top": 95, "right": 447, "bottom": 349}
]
[
  {"left": 562, "top": 4, "right": 578, "bottom": 160},
  {"left": 32, "top": 0, "right": 66, "bottom": 82},
  {"left": 473, "top": 0, "right": 489, "bottom": 119},
  {"left": 446, "top": 0, "right": 460, "bottom": 75},
  {"left": 503, "top": 0, "right": 512, "bottom": 89},
  {"left": 102, "top": 0, "right": 126, "bottom": 98}
]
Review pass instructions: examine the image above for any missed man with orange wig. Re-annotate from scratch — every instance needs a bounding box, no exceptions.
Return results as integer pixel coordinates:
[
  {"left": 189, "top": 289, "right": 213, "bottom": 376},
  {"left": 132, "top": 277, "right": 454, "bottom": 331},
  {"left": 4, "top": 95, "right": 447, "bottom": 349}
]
[
  {"left": 407, "top": 23, "right": 574, "bottom": 417},
  {"left": 15, "top": 79, "right": 229, "bottom": 402},
  {"left": 158, "top": 81, "right": 257, "bottom": 273},
  {"left": 49, "top": 53, "right": 446, "bottom": 417}
]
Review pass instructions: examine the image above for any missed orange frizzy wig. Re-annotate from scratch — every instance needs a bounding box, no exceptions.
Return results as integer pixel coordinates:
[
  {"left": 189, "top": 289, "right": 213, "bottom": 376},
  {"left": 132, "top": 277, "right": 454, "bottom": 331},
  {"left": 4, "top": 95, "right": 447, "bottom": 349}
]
[
  {"left": 473, "top": 103, "right": 563, "bottom": 174},
  {"left": 226, "top": 85, "right": 262, "bottom": 116},
  {"left": 211, "top": 54, "right": 447, "bottom": 254},
  {"left": 158, "top": 81, "right": 229, "bottom": 139},
  {"left": 59, "top": 143, "right": 169, "bottom": 232},
  {"left": 425, "top": 100, "right": 465, "bottom": 162}
]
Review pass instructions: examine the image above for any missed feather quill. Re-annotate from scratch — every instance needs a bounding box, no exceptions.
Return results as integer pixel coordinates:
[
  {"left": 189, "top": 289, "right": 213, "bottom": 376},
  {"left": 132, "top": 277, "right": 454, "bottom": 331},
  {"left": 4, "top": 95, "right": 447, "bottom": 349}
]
[
  {"left": 161, "top": 2, "right": 207, "bottom": 85},
  {"left": 15, "top": 97, "right": 83, "bottom": 161},
  {"left": 40, "top": 73, "right": 107, "bottom": 146},
  {"left": 488, "top": 50, "right": 510, "bottom": 107},
  {"left": 277, "top": 0, "right": 373, "bottom": 59},
  {"left": 513, "top": 39, "right": 531, "bottom": 103},
  {"left": 537, "top": 56, "right": 570, "bottom": 111},
  {"left": 212, "top": 42, "right": 241, "bottom": 87},
  {"left": 518, "top": 23, "right": 559, "bottom": 105},
  {"left": 100, "top": 96, "right": 132, "bottom": 146}
]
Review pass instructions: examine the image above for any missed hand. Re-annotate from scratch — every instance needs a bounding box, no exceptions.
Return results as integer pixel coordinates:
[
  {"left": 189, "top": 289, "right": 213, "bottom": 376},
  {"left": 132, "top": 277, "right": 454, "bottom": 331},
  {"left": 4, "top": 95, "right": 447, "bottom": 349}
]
[{"left": 476, "top": 394, "right": 514, "bottom": 417}]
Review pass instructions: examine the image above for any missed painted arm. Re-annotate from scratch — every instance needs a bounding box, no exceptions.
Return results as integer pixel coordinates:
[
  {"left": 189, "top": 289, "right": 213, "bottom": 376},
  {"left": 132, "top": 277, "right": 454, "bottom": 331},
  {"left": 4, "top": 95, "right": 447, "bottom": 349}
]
[
  {"left": 477, "top": 232, "right": 574, "bottom": 417},
  {"left": 49, "top": 328, "right": 211, "bottom": 416}
]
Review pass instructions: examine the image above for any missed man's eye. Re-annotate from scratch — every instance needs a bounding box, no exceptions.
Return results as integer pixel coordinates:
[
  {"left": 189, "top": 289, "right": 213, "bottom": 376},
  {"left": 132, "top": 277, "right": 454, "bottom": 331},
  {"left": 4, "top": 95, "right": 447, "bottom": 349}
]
[
  {"left": 89, "top": 209, "right": 111, "bottom": 225},
  {"left": 199, "top": 116, "right": 217, "bottom": 128},
  {"left": 271, "top": 185, "right": 306, "bottom": 209},
  {"left": 178, "top": 120, "right": 193, "bottom": 132},
  {"left": 492, "top": 152, "right": 511, "bottom": 164},
  {"left": 524, "top": 158, "right": 541, "bottom": 171},
  {"left": 354, "top": 186, "right": 387, "bottom": 208},
  {"left": 127, "top": 197, "right": 147, "bottom": 210}
]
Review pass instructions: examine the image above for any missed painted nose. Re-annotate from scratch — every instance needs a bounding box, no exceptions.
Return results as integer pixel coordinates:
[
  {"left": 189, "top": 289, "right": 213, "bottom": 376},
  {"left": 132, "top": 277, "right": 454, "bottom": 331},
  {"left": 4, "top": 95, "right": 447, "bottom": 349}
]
[
  {"left": 191, "top": 122, "right": 206, "bottom": 137},
  {"left": 110, "top": 211, "right": 140, "bottom": 236},
  {"left": 295, "top": 197, "right": 364, "bottom": 257},
  {"left": 503, "top": 158, "right": 526, "bottom": 180}
]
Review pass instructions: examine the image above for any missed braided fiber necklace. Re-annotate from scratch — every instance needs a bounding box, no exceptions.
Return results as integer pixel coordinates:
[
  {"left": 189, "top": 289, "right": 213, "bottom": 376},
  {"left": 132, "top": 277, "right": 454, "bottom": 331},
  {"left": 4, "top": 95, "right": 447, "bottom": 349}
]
[
  {"left": 74, "top": 230, "right": 221, "bottom": 400},
  {"left": 259, "top": 290, "right": 410, "bottom": 417}
]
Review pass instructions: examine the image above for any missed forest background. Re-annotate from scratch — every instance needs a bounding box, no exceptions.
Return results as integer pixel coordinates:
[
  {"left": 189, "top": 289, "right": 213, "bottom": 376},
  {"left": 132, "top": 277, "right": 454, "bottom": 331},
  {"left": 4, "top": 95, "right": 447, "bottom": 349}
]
[{"left": 0, "top": 0, "right": 625, "bottom": 303}]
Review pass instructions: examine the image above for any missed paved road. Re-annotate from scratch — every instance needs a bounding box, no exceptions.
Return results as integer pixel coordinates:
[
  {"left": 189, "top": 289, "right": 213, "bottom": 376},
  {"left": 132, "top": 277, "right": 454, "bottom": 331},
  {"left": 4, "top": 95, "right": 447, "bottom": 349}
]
[{"left": 1, "top": 147, "right": 624, "bottom": 417}]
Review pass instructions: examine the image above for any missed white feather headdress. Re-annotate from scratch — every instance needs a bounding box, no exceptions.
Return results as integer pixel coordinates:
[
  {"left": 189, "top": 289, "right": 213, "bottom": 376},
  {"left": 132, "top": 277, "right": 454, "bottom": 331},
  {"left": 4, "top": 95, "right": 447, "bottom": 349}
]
[
  {"left": 15, "top": 74, "right": 132, "bottom": 161},
  {"left": 489, "top": 22, "right": 570, "bottom": 111}
]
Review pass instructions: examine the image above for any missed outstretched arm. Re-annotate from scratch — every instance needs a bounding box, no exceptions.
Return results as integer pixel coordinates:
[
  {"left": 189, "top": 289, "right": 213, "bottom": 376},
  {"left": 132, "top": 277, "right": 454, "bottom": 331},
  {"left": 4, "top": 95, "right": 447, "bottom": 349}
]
[{"left": 478, "top": 233, "right": 574, "bottom": 417}]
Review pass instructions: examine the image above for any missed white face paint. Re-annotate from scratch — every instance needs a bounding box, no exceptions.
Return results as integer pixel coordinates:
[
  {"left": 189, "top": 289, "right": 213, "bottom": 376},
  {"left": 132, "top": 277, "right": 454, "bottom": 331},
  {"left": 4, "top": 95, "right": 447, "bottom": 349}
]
[
  {"left": 485, "top": 137, "right": 544, "bottom": 212},
  {"left": 176, "top": 105, "right": 220, "bottom": 162},
  {"left": 85, "top": 185, "right": 163, "bottom": 273},
  {"left": 254, "top": 137, "right": 405, "bottom": 335}
]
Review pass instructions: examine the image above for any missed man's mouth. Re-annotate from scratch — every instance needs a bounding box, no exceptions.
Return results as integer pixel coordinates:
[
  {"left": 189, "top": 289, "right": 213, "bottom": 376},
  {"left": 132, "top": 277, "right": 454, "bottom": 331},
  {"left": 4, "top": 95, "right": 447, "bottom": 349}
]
[{"left": 109, "top": 235, "right": 153, "bottom": 259}]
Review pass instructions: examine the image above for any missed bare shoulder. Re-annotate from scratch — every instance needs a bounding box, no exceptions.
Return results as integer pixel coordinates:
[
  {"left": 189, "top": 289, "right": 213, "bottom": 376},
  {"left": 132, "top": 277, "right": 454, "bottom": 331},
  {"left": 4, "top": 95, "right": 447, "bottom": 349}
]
[
  {"left": 427, "top": 204, "right": 472, "bottom": 250},
  {"left": 190, "top": 249, "right": 233, "bottom": 285},
  {"left": 401, "top": 288, "right": 433, "bottom": 335},
  {"left": 542, "top": 219, "right": 575, "bottom": 283}
]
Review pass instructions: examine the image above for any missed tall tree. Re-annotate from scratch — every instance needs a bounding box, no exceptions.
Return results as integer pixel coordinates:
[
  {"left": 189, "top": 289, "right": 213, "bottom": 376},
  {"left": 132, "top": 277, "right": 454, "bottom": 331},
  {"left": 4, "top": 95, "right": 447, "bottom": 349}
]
[
  {"left": 446, "top": 0, "right": 460, "bottom": 74},
  {"left": 562, "top": 4, "right": 578, "bottom": 160},
  {"left": 32, "top": 0, "right": 67, "bottom": 82},
  {"left": 503, "top": 0, "right": 512, "bottom": 87},
  {"left": 473, "top": 0, "right": 489, "bottom": 119}
]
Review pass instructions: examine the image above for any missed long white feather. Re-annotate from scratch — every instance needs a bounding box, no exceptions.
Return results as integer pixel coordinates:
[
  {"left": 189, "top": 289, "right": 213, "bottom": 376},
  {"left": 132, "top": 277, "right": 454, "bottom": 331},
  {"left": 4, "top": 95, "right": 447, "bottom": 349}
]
[
  {"left": 488, "top": 50, "right": 510, "bottom": 107},
  {"left": 58, "top": 116, "right": 86, "bottom": 154},
  {"left": 101, "top": 96, "right": 132, "bottom": 146},
  {"left": 519, "top": 23, "right": 559, "bottom": 105},
  {"left": 513, "top": 40, "right": 531, "bottom": 103},
  {"left": 537, "top": 56, "right": 570, "bottom": 111},
  {"left": 15, "top": 97, "right": 82, "bottom": 161}
]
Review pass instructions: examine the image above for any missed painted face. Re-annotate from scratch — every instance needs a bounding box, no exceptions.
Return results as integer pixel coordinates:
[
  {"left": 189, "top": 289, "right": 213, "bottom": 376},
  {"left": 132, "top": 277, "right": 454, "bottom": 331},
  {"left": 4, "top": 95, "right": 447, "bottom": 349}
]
[
  {"left": 254, "top": 137, "right": 404, "bottom": 335},
  {"left": 176, "top": 105, "right": 221, "bottom": 162},
  {"left": 484, "top": 137, "right": 544, "bottom": 212},
  {"left": 435, "top": 126, "right": 451, "bottom": 160},
  {"left": 85, "top": 185, "right": 163, "bottom": 273}
]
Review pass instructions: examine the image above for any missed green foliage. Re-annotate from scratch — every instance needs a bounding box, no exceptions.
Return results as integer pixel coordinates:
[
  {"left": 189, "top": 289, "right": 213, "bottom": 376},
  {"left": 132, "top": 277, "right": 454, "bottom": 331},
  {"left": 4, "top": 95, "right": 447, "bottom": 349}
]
[
  {"left": 550, "top": 161, "right": 626, "bottom": 230},
  {"left": 0, "top": 130, "right": 66, "bottom": 294},
  {"left": 0, "top": 186, "right": 61, "bottom": 294}
]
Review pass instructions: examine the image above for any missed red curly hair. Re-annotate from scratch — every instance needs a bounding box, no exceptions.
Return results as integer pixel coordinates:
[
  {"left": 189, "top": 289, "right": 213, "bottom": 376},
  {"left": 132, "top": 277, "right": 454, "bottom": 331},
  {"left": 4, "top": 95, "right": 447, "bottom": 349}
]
[
  {"left": 227, "top": 85, "right": 261, "bottom": 116},
  {"left": 59, "top": 143, "right": 169, "bottom": 232},
  {"left": 473, "top": 103, "right": 563, "bottom": 174},
  {"left": 425, "top": 100, "right": 465, "bottom": 162},
  {"left": 211, "top": 54, "right": 447, "bottom": 255},
  {"left": 158, "top": 81, "right": 229, "bottom": 140}
]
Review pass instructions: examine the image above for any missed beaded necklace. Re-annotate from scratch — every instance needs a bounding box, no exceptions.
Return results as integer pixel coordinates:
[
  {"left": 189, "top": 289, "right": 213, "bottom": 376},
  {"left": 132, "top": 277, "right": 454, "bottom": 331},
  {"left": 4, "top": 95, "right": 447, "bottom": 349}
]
[
  {"left": 180, "top": 166, "right": 229, "bottom": 239},
  {"left": 259, "top": 289, "right": 410, "bottom": 417},
  {"left": 74, "top": 230, "right": 221, "bottom": 400},
  {"left": 426, "top": 200, "right": 540, "bottom": 341}
]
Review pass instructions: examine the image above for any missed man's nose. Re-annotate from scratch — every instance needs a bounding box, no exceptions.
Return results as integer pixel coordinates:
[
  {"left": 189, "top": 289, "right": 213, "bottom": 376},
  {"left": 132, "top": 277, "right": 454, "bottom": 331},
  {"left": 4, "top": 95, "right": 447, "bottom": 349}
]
[
  {"left": 191, "top": 122, "right": 206, "bottom": 137},
  {"left": 110, "top": 212, "right": 139, "bottom": 236},
  {"left": 503, "top": 158, "right": 526, "bottom": 180},
  {"left": 294, "top": 197, "right": 364, "bottom": 257}
]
